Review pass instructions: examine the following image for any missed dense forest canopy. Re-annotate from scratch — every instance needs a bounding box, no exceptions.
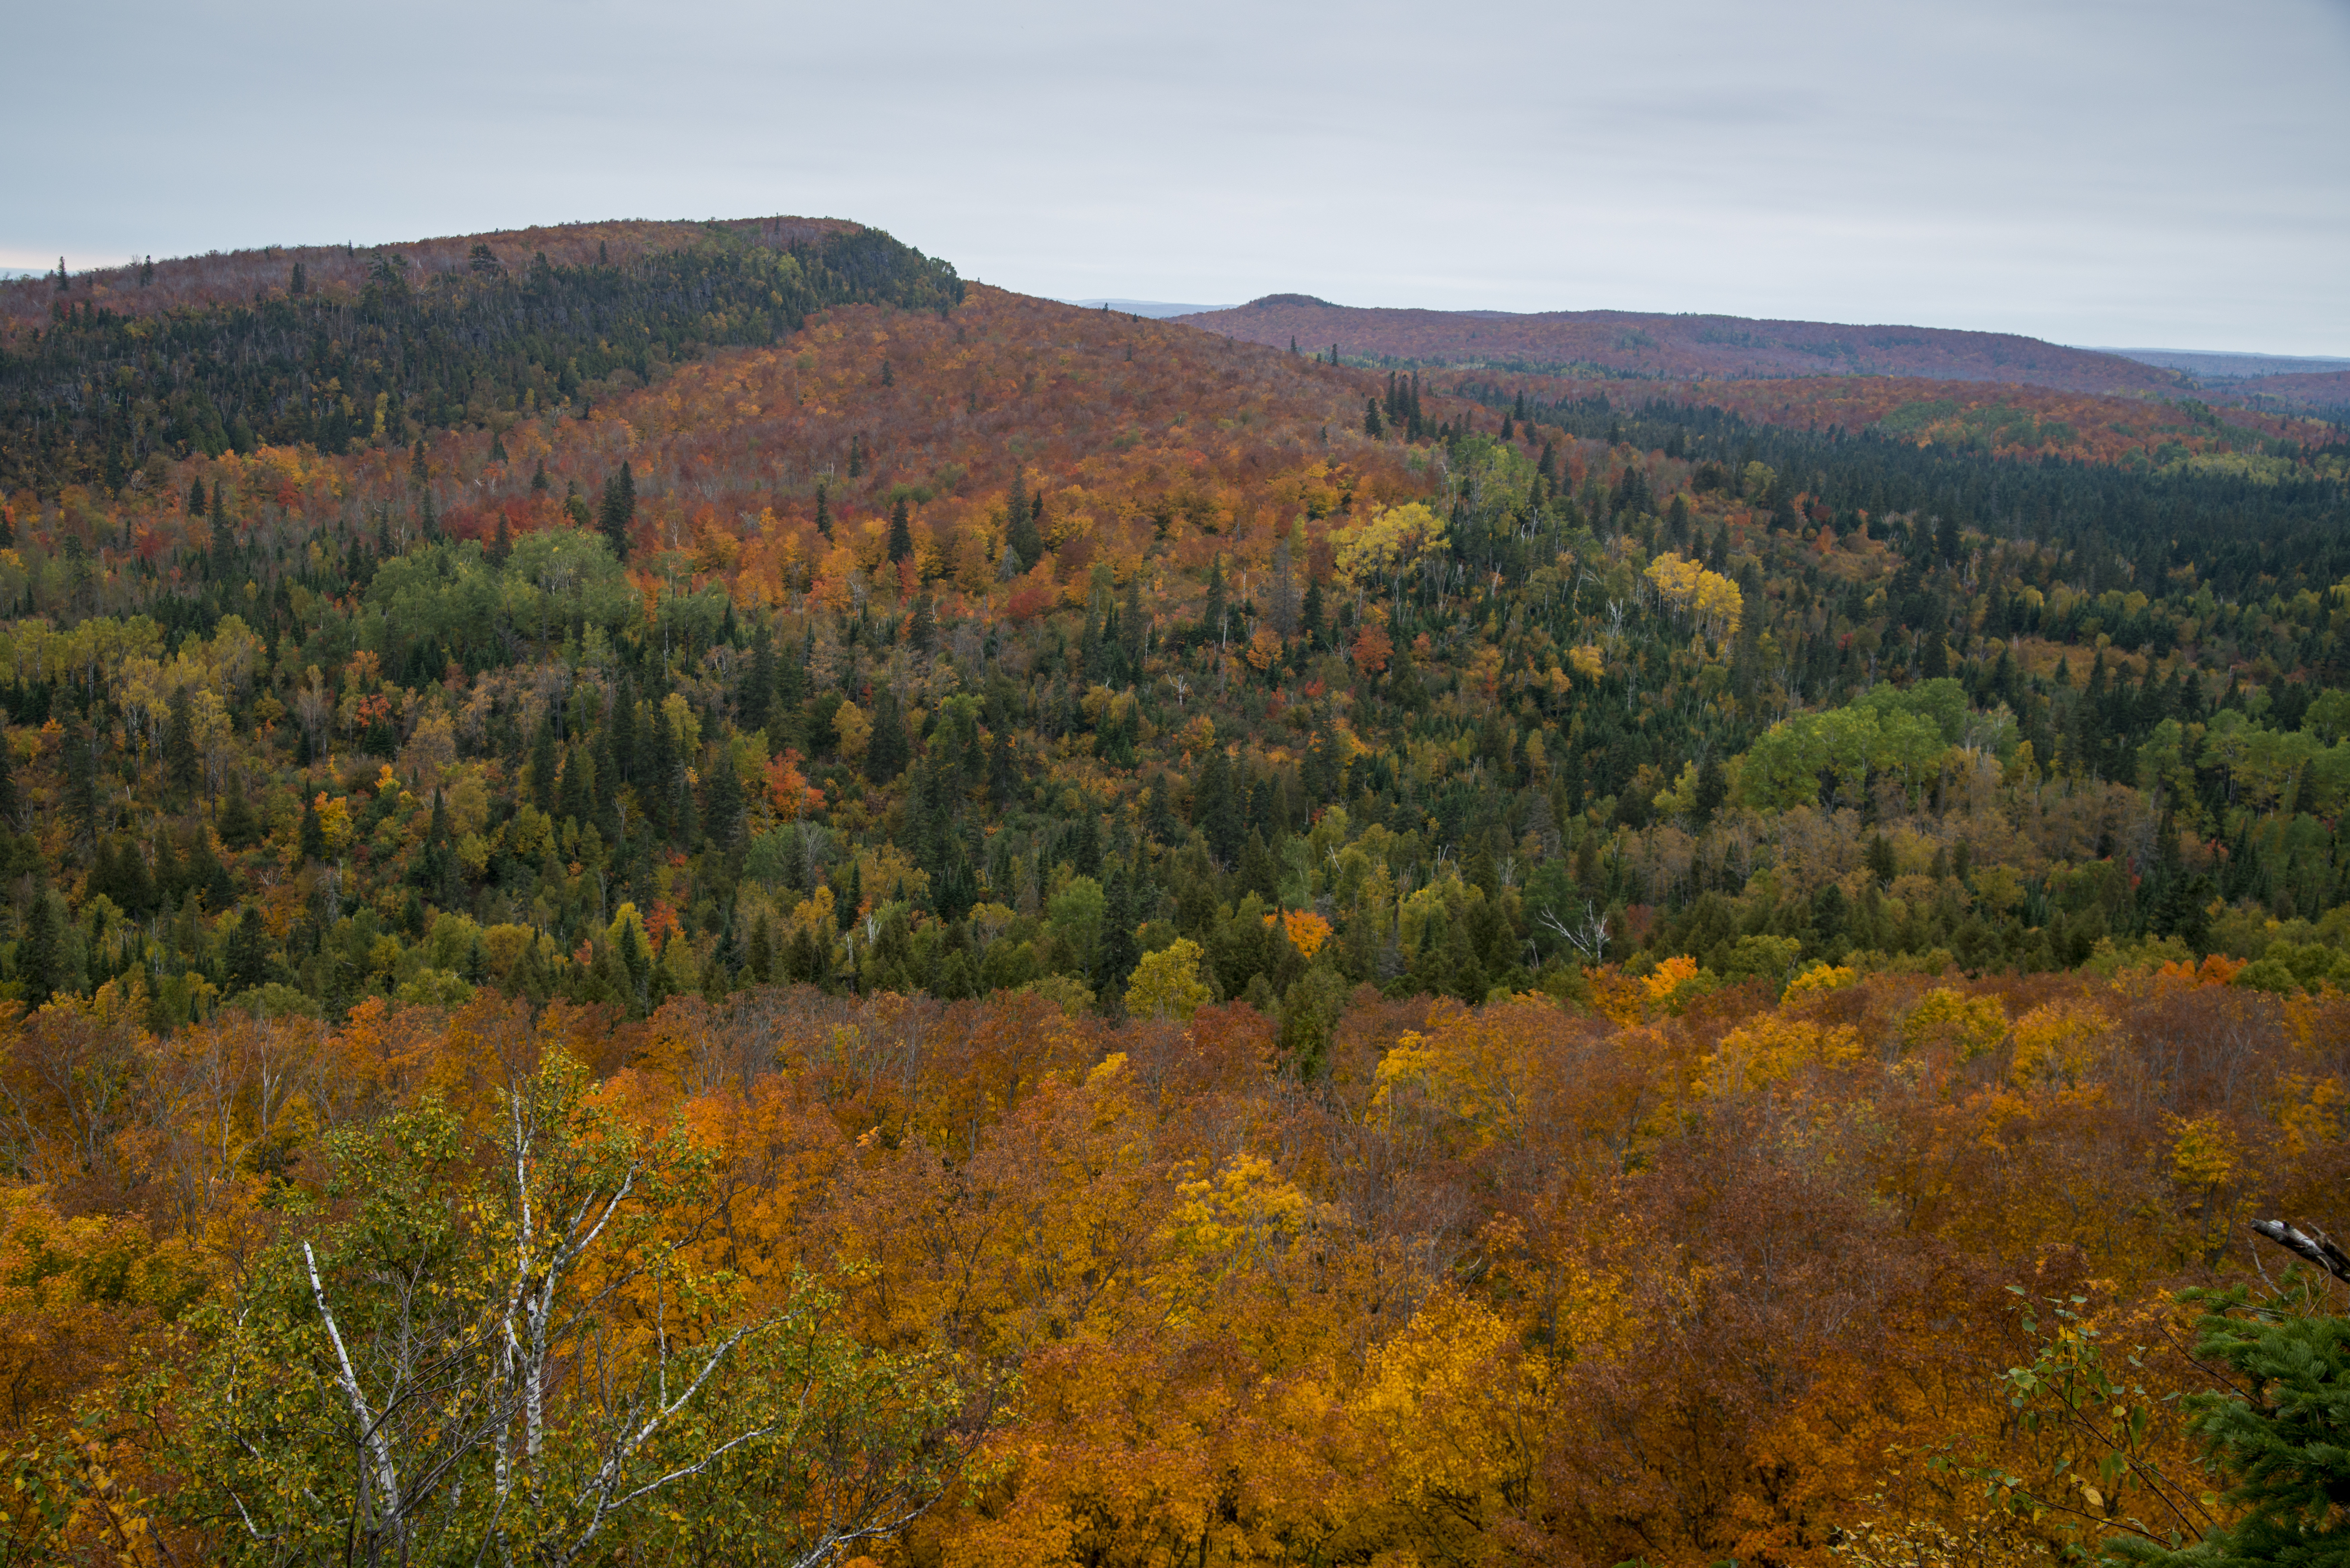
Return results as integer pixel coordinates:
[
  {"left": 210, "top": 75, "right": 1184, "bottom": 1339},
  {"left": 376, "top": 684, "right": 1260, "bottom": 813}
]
[{"left": 0, "top": 221, "right": 2342, "bottom": 1565}]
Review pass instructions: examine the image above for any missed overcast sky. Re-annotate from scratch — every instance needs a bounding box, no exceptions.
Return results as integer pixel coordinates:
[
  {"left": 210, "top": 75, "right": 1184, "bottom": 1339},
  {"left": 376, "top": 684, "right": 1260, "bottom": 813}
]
[{"left": 7, "top": 0, "right": 2346, "bottom": 353}]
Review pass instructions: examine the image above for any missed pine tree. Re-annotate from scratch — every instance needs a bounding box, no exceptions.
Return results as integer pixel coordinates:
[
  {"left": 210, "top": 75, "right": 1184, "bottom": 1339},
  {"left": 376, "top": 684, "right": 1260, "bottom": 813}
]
[
  {"left": 530, "top": 458, "right": 549, "bottom": 493},
  {"left": 1120, "top": 573, "right": 1147, "bottom": 677},
  {"left": 19, "top": 890, "right": 64, "bottom": 1001},
  {"left": 1005, "top": 471, "right": 1041, "bottom": 566},
  {"left": 599, "top": 463, "right": 636, "bottom": 560},
  {"left": 1100, "top": 865, "right": 1140, "bottom": 1006},
  {"left": 2110, "top": 1254, "right": 2350, "bottom": 1568},
  {"left": 747, "top": 914, "right": 775, "bottom": 985},
  {"left": 226, "top": 906, "right": 272, "bottom": 993},
  {"left": 865, "top": 689, "right": 910, "bottom": 784},
  {"left": 741, "top": 633, "right": 778, "bottom": 734},
  {"left": 529, "top": 724, "right": 560, "bottom": 814},
  {"left": 1364, "top": 398, "right": 1386, "bottom": 439},
  {"left": 703, "top": 746, "right": 746, "bottom": 850},
  {"left": 1269, "top": 536, "right": 1298, "bottom": 638},
  {"left": 1196, "top": 746, "right": 1241, "bottom": 863},
  {"left": 558, "top": 743, "right": 594, "bottom": 828},
  {"left": 814, "top": 480, "right": 831, "bottom": 539},
  {"left": 63, "top": 725, "right": 99, "bottom": 860},
  {"left": 217, "top": 776, "right": 261, "bottom": 848},
  {"left": 1694, "top": 755, "right": 1728, "bottom": 826},
  {"left": 887, "top": 498, "right": 913, "bottom": 565},
  {"left": 419, "top": 788, "right": 462, "bottom": 907}
]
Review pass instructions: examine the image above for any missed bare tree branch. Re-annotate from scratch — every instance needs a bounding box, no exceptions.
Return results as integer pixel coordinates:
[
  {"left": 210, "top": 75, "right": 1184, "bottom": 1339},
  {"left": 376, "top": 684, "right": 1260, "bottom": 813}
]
[{"left": 2249, "top": 1218, "right": 2350, "bottom": 1283}]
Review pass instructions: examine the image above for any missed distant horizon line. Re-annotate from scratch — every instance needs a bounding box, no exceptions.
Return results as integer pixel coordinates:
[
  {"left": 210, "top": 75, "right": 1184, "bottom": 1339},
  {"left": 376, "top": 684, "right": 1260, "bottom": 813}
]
[
  {"left": 9, "top": 270, "right": 2336, "bottom": 368},
  {"left": 1062, "top": 297, "right": 2349, "bottom": 369}
]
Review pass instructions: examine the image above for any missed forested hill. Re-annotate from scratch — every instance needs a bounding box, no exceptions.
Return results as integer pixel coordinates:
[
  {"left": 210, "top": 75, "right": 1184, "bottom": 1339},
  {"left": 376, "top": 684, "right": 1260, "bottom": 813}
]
[
  {"left": 1178, "top": 293, "right": 2188, "bottom": 393},
  {"left": 0, "top": 216, "right": 961, "bottom": 496},
  {"left": 0, "top": 219, "right": 2345, "bottom": 1564}
]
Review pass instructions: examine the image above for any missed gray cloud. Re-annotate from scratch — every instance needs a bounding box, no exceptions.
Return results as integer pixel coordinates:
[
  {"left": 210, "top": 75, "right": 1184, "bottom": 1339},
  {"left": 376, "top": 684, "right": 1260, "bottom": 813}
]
[{"left": 6, "top": 0, "right": 2345, "bottom": 352}]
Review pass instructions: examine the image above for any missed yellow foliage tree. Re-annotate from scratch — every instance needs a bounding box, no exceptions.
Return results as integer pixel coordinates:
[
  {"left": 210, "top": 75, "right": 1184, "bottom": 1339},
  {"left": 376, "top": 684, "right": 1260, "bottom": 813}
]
[
  {"left": 1125, "top": 938, "right": 1212, "bottom": 1021},
  {"left": 1331, "top": 502, "right": 1446, "bottom": 591}
]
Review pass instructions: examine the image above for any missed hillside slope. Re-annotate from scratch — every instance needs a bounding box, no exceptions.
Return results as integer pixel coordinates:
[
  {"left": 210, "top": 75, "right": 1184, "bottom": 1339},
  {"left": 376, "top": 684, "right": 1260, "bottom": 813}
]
[
  {"left": 1177, "top": 294, "right": 2188, "bottom": 395},
  {"left": 2228, "top": 367, "right": 2350, "bottom": 418},
  {"left": 0, "top": 216, "right": 959, "bottom": 496}
]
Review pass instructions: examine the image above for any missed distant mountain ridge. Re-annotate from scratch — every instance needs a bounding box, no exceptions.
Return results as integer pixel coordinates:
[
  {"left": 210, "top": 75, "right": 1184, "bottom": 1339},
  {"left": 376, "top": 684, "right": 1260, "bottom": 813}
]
[
  {"left": 1173, "top": 296, "right": 2188, "bottom": 397},
  {"left": 1064, "top": 298, "right": 1237, "bottom": 319},
  {"left": 2095, "top": 347, "right": 2350, "bottom": 380}
]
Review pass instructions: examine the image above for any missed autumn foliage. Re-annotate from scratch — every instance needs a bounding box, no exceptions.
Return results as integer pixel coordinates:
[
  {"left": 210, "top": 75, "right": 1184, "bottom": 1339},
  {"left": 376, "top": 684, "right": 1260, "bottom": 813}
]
[
  {"left": 0, "top": 958, "right": 2332, "bottom": 1563},
  {"left": 0, "top": 215, "right": 2344, "bottom": 1561}
]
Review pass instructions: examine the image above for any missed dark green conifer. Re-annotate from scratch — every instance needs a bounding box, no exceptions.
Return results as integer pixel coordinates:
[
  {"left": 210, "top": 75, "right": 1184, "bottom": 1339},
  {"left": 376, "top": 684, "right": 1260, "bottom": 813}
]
[
  {"left": 599, "top": 463, "right": 636, "bottom": 560},
  {"left": 703, "top": 746, "right": 746, "bottom": 850},
  {"left": 1005, "top": 471, "right": 1041, "bottom": 566},
  {"left": 19, "top": 890, "right": 65, "bottom": 1002},
  {"left": 887, "top": 498, "right": 913, "bottom": 565},
  {"left": 226, "top": 906, "right": 272, "bottom": 993}
]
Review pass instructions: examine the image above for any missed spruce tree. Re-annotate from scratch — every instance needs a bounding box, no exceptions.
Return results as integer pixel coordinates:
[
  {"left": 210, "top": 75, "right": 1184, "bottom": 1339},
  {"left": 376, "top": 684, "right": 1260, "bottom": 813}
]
[
  {"left": 1005, "top": 471, "right": 1041, "bottom": 566},
  {"left": 865, "top": 689, "right": 910, "bottom": 784},
  {"left": 741, "top": 633, "right": 778, "bottom": 734},
  {"left": 217, "top": 776, "right": 261, "bottom": 848},
  {"left": 529, "top": 724, "right": 560, "bottom": 814},
  {"left": 887, "top": 498, "right": 913, "bottom": 565},
  {"left": 226, "top": 906, "right": 272, "bottom": 993},
  {"left": 19, "top": 890, "right": 64, "bottom": 1002},
  {"left": 703, "top": 746, "right": 746, "bottom": 850},
  {"left": 1196, "top": 746, "right": 1241, "bottom": 863},
  {"left": 599, "top": 463, "right": 636, "bottom": 560},
  {"left": 165, "top": 691, "right": 202, "bottom": 804},
  {"left": 2111, "top": 1231, "right": 2350, "bottom": 1568},
  {"left": 62, "top": 725, "right": 99, "bottom": 861},
  {"left": 1100, "top": 865, "right": 1140, "bottom": 1006},
  {"left": 747, "top": 914, "right": 775, "bottom": 985},
  {"left": 558, "top": 744, "right": 594, "bottom": 828}
]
